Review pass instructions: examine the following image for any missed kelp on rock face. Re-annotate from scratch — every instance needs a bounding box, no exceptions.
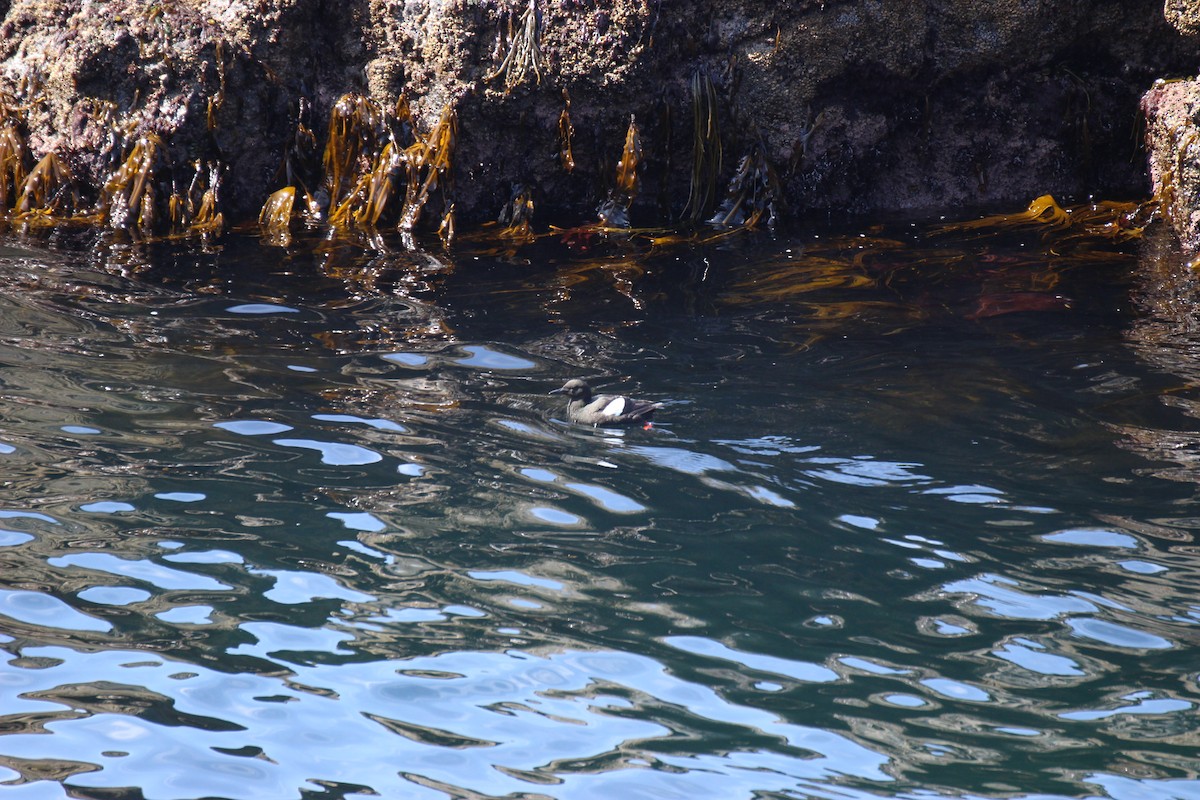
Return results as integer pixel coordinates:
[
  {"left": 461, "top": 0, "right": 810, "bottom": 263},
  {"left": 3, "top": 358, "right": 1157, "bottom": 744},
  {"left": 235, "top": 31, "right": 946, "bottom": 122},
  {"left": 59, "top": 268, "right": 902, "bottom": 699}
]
[
  {"left": 102, "top": 133, "right": 166, "bottom": 232},
  {"left": 16, "top": 152, "right": 80, "bottom": 221},
  {"left": 683, "top": 69, "right": 722, "bottom": 225},
  {"left": 259, "top": 92, "right": 457, "bottom": 243},
  {"left": 0, "top": 124, "right": 27, "bottom": 214},
  {"left": 0, "top": 73, "right": 229, "bottom": 238},
  {"left": 486, "top": 0, "right": 542, "bottom": 93},
  {"left": 596, "top": 115, "right": 642, "bottom": 229},
  {"left": 0, "top": 85, "right": 90, "bottom": 225},
  {"left": 710, "top": 143, "right": 781, "bottom": 229}
]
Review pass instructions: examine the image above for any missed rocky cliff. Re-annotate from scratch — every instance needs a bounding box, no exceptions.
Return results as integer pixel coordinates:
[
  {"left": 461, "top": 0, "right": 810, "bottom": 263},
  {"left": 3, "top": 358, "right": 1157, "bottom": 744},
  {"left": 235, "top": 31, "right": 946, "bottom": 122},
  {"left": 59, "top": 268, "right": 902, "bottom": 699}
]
[
  {"left": 1144, "top": 1, "right": 1200, "bottom": 252},
  {"left": 0, "top": 0, "right": 1191, "bottom": 233}
]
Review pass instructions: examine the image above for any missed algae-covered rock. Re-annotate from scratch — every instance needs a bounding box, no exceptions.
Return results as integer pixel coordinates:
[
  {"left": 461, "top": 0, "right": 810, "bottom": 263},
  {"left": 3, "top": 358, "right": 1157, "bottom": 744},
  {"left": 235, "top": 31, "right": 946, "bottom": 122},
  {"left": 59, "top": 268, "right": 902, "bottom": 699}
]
[
  {"left": 1143, "top": 0, "right": 1200, "bottom": 252},
  {"left": 0, "top": 0, "right": 1191, "bottom": 230}
]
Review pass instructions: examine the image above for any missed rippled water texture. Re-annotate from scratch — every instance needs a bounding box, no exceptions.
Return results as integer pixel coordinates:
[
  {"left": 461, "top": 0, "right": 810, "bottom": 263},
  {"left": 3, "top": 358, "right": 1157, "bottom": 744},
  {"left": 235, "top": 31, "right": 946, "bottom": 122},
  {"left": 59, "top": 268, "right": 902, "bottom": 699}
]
[{"left": 1, "top": 211, "right": 1200, "bottom": 800}]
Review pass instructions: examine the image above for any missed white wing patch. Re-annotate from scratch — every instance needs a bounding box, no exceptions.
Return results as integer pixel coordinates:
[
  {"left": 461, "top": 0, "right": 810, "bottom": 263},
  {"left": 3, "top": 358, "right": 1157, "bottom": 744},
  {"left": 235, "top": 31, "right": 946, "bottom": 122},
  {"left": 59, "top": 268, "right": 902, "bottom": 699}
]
[{"left": 601, "top": 396, "right": 628, "bottom": 417}]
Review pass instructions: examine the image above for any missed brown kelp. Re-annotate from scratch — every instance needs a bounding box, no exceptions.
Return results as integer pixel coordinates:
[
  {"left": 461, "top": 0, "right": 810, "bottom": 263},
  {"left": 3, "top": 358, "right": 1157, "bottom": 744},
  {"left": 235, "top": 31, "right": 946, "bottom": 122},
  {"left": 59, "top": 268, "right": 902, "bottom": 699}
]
[
  {"left": 15, "top": 152, "right": 80, "bottom": 221},
  {"left": 0, "top": 122, "right": 29, "bottom": 214},
  {"left": 278, "top": 98, "right": 320, "bottom": 204},
  {"left": 558, "top": 89, "right": 575, "bottom": 173},
  {"left": 399, "top": 102, "right": 458, "bottom": 232},
  {"left": 596, "top": 116, "right": 642, "bottom": 228},
  {"left": 935, "top": 194, "right": 1150, "bottom": 242},
  {"left": 259, "top": 186, "right": 296, "bottom": 244},
  {"left": 323, "top": 92, "right": 389, "bottom": 223},
  {"left": 259, "top": 92, "right": 457, "bottom": 243},
  {"left": 497, "top": 183, "right": 536, "bottom": 240},
  {"left": 709, "top": 143, "right": 780, "bottom": 228},
  {"left": 486, "top": 0, "right": 542, "bottom": 92},
  {"left": 683, "top": 69, "right": 722, "bottom": 224},
  {"left": 168, "top": 159, "right": 224, "bottom": 235},
  {"left": 438, "top": 204, "right": 456, "bottom": 244},
  {"left": 0, "top": 70, "right": 232, "bottom": 237},
  {"left": 101, "top": 133, "right": 167, "bottom": 233}
]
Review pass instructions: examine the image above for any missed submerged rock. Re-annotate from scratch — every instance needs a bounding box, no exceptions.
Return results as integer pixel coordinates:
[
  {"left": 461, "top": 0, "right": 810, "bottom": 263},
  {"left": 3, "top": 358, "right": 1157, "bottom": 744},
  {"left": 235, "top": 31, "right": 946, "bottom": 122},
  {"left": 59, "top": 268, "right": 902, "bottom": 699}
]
[{"left": 0, "top": 0, "right": 1191, "bottom": 232}]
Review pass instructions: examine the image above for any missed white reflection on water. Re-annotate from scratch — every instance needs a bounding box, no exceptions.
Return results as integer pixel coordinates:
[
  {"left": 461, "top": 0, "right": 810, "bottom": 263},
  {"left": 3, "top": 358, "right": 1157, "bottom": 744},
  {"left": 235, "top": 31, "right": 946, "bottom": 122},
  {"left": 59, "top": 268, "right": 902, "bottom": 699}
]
[{"left": 0, "top": 642, "right": 892, "bottom": 799}]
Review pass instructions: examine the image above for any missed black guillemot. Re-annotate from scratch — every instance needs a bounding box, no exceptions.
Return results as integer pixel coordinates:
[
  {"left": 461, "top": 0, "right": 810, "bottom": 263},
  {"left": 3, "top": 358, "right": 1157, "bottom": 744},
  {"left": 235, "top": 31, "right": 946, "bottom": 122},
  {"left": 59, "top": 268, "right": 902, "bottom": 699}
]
[{"left": 550, "top": 378, "right": 661, "bottom": 428}]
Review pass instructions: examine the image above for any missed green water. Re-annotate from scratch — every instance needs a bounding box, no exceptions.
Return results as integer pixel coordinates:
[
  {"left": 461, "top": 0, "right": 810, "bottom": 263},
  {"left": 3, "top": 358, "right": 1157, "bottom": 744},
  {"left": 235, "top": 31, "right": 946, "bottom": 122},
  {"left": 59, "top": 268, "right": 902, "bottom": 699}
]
[{"left": 0, "top": 211, "right": 1198, "bottom": 799}]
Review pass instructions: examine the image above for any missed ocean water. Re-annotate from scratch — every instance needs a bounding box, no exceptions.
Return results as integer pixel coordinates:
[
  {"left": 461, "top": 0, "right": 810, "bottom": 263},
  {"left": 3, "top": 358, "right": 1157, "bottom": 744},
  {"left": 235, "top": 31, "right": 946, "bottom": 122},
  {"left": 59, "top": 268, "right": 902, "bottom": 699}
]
[{"left": 0, "top": 208, "right": 1198, "bottom": 799}]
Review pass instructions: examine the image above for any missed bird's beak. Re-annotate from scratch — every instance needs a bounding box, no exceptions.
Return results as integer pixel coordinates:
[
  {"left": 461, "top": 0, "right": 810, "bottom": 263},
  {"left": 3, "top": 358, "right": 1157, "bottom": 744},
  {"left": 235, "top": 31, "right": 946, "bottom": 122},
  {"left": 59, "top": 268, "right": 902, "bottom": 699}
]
[{"left": 548, "top": 387, "right": 565, "bottom": 395}]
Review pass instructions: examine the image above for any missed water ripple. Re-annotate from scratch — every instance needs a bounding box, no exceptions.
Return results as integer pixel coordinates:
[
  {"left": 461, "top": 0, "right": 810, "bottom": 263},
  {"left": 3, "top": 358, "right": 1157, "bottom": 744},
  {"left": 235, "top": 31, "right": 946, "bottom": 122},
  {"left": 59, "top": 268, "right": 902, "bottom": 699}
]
[{"left": 0, "top": 226, "right": 1197, "bottom": 798}]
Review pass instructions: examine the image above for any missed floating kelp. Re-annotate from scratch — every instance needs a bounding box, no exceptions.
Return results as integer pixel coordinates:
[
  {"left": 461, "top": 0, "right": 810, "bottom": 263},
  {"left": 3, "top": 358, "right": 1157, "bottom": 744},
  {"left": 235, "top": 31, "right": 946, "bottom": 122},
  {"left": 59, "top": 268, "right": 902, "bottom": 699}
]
[
  {"left": 943, "top": 194, "right": 1072, "bottom": 230},
  {"left": 724, "top": 256, "right": 876, "bottom": 305},
  {"left": 546, "top": 254, "right": 648, "bottom": 312},
  {"left": 683, "top": 69, "right": 721, "bottom": 224},
  {"left": 935, "top": 194, "right": 1150, "bottom": 242},
  {"left": 486, "top": 0, "right": 542, "bottom": 92},
  {"left": 965, "top": 291, "right": 1072, "bottom": 320},
  {"left": 596, "top": 116, "right": 642, "bottom": 228}
]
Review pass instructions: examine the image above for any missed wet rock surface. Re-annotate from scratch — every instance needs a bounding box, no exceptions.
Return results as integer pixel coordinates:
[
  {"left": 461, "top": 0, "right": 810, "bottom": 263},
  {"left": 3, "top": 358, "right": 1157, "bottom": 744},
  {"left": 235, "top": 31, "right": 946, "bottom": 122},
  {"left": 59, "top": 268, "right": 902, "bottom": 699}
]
[
  {"left": 1144, "top": 1, "right": 1200, "bottom": 252},
  {"left": 0, "top": 0, "right": 1192, "bottom": 230}
]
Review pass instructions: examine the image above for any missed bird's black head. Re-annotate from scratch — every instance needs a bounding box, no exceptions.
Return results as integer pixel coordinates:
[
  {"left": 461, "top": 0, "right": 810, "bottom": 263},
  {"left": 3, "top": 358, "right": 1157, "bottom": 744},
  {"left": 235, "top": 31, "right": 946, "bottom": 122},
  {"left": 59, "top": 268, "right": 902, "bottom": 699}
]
[{"left": 550, "top": 378, "right": 592, "bottom": 401}]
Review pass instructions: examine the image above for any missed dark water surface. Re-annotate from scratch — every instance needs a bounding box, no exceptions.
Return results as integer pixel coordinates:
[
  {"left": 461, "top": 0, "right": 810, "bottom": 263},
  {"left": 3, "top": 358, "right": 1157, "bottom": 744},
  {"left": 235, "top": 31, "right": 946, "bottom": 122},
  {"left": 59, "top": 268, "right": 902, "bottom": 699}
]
[{"left": 1, "top": 209, "right": 1200, "bottom": 799}]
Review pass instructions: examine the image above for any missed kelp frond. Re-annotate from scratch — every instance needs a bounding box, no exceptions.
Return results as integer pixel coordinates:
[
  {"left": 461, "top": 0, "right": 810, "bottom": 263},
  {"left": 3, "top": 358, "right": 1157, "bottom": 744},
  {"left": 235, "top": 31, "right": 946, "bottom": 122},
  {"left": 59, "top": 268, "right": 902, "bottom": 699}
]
[
  {"left": 15, "top": 151, "right": 80, "bottom": 219},
  {"left": 161, "top": 160, "right": 225, "bottom": 236},
  {"left": 439, "top": 204, "right": 456, "bottom": 244},
  {"left": 0, "top": 123, "right": 28, "bottom": 213},
  {"left": 399, "top": 103, "right": 457, "bottom": 231},
  {"left": 498, "top": 183, "right": 535, "bottom": 240},
  {"left": 258, "top": 93, "right": 457, "bottom": 243},
  {"left": 277, "top": 97, "right": 319, "bottom": 195},
  {"left": 940, "top": 194, "right": 1071, "bottom": 232},
  {"left": 683, "top": 69, "right": 721, "bottom": 224},
  {"left": 558, "top": 89, "right": 575, "bottom": 173},
  {"left": 188, "top": 160, "right": 225, "bottom": 234},
  {"left": 486, "top": 0, "right": 542, "bottom": 92},
  {"left": 934, "top": 194, "right": 1149, "bottom": 242},
  {"left": 0, "top": 72, "right": 228, "bottom": 237},
  {"left": 323, "top": 93, "right": 387, "bottom": 214},
  {"left": 260, "top": 186, "right": 295, "bottom": 231},
  {"left": 356, "top": 141, "right": 404, "bottom": 228},
  {"left": 597, "top": 115, "right": 642, "bottom": 228},
  {"left": 206, "top": 39, "right": 228, "bottom": 132},
  {"left": 259, "top": 186, "right": 296, "bottom": 245},
  {"left": 102, "top": 133, "right": 166, "bottom": 232},
  {"left": 709, "top": 143, "right": 780, "bottom": 229},
  {"left": 615, "top": 115, "right": 641, "bottom": 197}
]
